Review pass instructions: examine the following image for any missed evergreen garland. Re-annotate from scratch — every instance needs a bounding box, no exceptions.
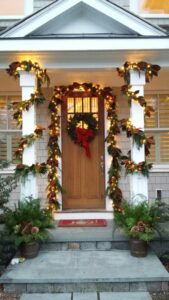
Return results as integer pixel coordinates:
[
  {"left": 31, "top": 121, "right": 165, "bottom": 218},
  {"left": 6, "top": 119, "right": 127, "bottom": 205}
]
[
  {"left": 117, "top": 61, "right": 161, "bottom": 84},
  {"left": 15, "top": 163, "right": 48, "bottom": 183},
  {"left": 15, "top": 126, "right": 45, "bottom": 159},
  {"left": 121, "top": 85, "right": 154, "bottom": 117},
  {"left": 122, "top": 160, "right": 153, "bottom": 177},
  {"left": 120, "top": 118, "right": 155, "bottom": 154},
  {"left": 105, "top": 93, "right": 124, "bottom": 211},
  {"left": 117, "top": 61, "right": 161, "bottom": 179},
  {"left": 47, "top": 94, "right": 62, "bottom": 211},
  {"left": 7, "top": 60, "right": 50, "bottom": 126}
]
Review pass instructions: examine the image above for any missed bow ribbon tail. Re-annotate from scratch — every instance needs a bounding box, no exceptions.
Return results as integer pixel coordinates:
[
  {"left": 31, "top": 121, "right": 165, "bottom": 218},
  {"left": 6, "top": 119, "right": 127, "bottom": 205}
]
[{"left": 83, "top": 140, "right": 91, "bottom": 158}]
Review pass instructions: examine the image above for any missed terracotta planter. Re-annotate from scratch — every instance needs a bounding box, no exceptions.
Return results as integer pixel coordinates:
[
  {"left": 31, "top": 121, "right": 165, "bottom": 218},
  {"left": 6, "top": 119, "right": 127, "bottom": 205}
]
[
  {"left": 129, "top": 238, "right": 148, "bottom": 257},
  {"left": 20, "top": 241, "right": 40, "bottom": 259}
]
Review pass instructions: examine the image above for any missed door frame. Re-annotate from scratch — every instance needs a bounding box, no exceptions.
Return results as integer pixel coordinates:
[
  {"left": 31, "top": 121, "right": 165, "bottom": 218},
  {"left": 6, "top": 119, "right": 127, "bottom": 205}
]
[{"left": 56, "top": 91, "right": 113, "bottom": 215}]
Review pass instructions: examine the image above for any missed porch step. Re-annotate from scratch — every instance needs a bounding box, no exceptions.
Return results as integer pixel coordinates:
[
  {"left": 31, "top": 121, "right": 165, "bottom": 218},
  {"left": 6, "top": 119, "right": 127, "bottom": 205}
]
[
  {"left": 49, "top": 220, "right": 122, "bottom": 242},
  {"left": 47, "top": 221, "right": 169, "bottom": 256},
  {"left": 1, "top": 250, "right": 169, "bottom": 293},
  {"left": 20, "top": 292, "right": 153, "bottom": 300}
]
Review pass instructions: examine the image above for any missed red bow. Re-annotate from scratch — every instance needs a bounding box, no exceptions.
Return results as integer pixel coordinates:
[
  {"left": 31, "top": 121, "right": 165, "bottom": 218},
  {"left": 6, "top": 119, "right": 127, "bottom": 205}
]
[{"left": 75, "top": 127, "right": 94, "bottom": 157}]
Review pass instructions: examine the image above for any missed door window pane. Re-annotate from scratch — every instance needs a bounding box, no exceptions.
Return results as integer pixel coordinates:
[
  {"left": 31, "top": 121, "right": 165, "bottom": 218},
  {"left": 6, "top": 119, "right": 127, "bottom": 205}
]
[
  {"left": 67, "top": 98, "right": 74, "bottom": 113},
  {"left": 75, "top": 98, "right": 82, "bottom": 113},
  {"left": 91, "top": 97, "right": 98, "bottom": 113},
  {"left": 83, "top": 97, "right": 90, "bottom": 113}
]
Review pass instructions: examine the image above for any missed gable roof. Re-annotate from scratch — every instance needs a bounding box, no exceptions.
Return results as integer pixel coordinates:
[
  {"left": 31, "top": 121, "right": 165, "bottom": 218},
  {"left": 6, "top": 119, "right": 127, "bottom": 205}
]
[{"left": 0, "top": 0, "right": 167, "bottom": 38}]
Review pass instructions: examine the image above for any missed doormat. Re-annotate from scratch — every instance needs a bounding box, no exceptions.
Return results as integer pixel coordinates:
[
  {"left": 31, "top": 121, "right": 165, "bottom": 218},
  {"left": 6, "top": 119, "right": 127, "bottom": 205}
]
[{"left": 58, "top": 219, "right": 107, "bottom": 227}]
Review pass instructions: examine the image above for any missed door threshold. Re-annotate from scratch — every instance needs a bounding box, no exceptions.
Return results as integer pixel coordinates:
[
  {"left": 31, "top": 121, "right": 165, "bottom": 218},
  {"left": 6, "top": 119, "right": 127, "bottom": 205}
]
[
  {"left": 59, "top": 209, "right": 109, "bottom": 213},
  {"left": 54, "top": 211, "right": 113, "bottom": 220}
]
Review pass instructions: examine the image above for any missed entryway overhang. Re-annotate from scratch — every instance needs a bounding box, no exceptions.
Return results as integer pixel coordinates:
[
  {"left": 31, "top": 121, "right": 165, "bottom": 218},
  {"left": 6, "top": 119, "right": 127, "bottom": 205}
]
[{"left": 1, "top": 37, "right": 169, "bottom": 68}]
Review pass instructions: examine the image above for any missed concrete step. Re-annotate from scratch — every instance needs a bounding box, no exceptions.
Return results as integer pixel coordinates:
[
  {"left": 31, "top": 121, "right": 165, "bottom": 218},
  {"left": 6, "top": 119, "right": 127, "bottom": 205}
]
[
  {"left": 1, "top": 250, "right": 169, "bottom": 293},
  {"left": 49, "top": 221, "right": 124, "bottom": 242},
  {"left": 47, "top": 222, "right": 169, "bottom": 256},
  {"left": 20, "top": 292, "right": 153, "bottom": 300}
]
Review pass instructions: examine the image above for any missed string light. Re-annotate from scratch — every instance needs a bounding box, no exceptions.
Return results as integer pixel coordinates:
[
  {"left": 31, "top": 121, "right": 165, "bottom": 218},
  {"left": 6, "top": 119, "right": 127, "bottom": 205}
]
[{"left": 117, "top": 61, "right": 161, "bottom": 179}]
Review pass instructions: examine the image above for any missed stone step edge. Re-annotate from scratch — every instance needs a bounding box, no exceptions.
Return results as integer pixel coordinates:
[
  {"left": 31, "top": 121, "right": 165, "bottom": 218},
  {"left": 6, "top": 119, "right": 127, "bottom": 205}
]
[
  {"left": 41, "top": 241, "right": 129, "bottom": 251},
  {"left": 41, "top": 240, "right": 169, "bottom": 251},
  {"left": 20, "top": 292, "right": 153, "bottom": 300},
  {"left": 3, "top": 281, "right": 168, "bottom": 293}
]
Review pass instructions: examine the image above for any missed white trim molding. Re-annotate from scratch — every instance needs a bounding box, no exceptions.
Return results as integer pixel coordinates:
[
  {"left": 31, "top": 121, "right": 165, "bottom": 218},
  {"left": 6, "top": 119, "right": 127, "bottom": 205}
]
[
  {"left": 54, "top": 212, "right": 114, "bottom": 220},
  {"left": 150, "top": 165, "right": 169, "bottom": 173}
]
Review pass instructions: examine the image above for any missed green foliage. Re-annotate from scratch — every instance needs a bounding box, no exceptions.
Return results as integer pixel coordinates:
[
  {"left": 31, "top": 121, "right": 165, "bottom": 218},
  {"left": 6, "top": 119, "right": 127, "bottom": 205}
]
[
  {"left": 4, "top": 197, "right": 53, "bottom": 247},
  {"left": 114, "top": 199, "right": 169, "bottom": 242},
  {"left": 15, "top": 163, "right": 48, "bottom": 184},
  {"left": 0, "top": 228, "right": 16, "bottom": 267},
  {"left": 0, "top": 160, "right": 17, "bottom": 212}
]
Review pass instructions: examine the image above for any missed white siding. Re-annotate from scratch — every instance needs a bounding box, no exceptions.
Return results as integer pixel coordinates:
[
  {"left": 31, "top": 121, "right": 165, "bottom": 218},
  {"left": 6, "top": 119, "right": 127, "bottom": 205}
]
[{"left": 34, "top": 0, "right": 55, "bottom": 12}]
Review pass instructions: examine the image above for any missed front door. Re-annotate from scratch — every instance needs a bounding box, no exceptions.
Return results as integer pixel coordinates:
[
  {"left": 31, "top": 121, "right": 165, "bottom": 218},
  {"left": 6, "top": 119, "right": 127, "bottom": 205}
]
[{"left": 62, "top": 94, "right": 105, "bottom": 210}]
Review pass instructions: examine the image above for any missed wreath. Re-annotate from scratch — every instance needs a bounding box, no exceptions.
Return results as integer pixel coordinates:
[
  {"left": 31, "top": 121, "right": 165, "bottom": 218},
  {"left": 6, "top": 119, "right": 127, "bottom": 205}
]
[{"left": 67, "top": 113, "right": 98, "bottom": 157}]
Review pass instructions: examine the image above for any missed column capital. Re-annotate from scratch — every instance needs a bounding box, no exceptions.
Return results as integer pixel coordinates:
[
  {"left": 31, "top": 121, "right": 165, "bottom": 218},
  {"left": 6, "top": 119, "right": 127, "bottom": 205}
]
[
  {"left": 129, "top": 70, "right": 146, "bottom": 86},
  {"left": 19, "top": 70, "right": 36, "bottom": 87}
]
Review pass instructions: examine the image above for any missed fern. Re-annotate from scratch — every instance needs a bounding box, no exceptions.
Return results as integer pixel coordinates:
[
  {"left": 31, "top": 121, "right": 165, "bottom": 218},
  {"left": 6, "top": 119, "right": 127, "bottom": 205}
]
[
  {"left": 4, "top": 197, "right": 53, "bottom": 247},
  {"left": 114, "top": 199, "right": 169, "bottom": 242}
]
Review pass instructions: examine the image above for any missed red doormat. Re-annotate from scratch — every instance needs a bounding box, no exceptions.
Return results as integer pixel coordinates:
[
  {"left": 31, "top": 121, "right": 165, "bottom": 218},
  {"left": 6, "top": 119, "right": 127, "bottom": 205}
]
[{"left": 58, "top": 219, "right": 107, "bottom": 227}]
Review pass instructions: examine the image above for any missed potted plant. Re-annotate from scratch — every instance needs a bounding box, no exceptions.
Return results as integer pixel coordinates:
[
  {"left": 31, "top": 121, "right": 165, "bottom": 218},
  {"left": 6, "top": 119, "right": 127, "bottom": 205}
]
[
  {"left": 114, "top": 198, "right": 169, "bottom": 257},
  {"left": 4, "top": 197, "right": 53, "bottom": 258}
]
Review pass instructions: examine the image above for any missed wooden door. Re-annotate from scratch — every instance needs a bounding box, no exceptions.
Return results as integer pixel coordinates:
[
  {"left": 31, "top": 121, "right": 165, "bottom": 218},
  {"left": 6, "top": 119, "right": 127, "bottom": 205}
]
[{"left": 62, "top": 94, "right": 105, "bottom": 210}]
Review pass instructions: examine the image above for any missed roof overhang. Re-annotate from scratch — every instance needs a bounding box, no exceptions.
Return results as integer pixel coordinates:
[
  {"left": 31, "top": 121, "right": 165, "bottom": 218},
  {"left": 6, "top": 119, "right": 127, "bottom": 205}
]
[
  {"left": 0, "top": 37, "right": 169, "bottom": 68},
  {"left": 0, "top": 37, "right": 169, "bottom": 51},
  {"left": 0, "top": 0, "right": 166, "bottom": 37}
]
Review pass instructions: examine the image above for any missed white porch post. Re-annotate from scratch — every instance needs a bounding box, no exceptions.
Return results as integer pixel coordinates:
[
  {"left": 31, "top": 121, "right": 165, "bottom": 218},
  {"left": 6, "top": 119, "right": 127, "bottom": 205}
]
[
  {"left": 129, "top": 70, "right": 148, "bottom": 200},
  {"left": 19, "top": 71, "right": 38, "bottom": 199}
]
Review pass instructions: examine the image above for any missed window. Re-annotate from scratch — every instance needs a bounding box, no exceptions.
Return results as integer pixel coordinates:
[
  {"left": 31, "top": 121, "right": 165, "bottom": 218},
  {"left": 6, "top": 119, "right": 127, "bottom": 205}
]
[
  {"left": 0, "top": 0, "right": 33, "bottom": 18},
  {"left": 0, "top": 95, "right": 21, "bottom": 162},
  {"left": 140, "top": 0, "right": 169, "bottom": 14},
  {"left": 0, "top": 0, "right": 24, "bottom": 16},
  {"left": 130, "top": 0, "right": 169, "bottom": 16},
  {"left": 67, "top": 96, "right": 98, "bottom": 122},
  {"left": 145, "top": 94, "right": 169, "bottom": 164}
]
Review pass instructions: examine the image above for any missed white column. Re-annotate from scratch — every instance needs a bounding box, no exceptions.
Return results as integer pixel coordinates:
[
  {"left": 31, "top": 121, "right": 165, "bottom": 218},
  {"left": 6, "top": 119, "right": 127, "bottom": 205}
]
[
  {"left": 19, "top": 71, "right": 37, "bottom": 199},
  {"left": 129, "top": 70, "right": 148, "bottom": 201}
]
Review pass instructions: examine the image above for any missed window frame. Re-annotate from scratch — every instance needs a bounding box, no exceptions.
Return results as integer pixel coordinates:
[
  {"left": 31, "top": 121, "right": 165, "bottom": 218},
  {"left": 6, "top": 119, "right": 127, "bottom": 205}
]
[
  {"left": 145, "top": 90, "right": 169, "bottom": 171},
  {"left": 0, "top": 92, "right": 22, "bottom": 172}
]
